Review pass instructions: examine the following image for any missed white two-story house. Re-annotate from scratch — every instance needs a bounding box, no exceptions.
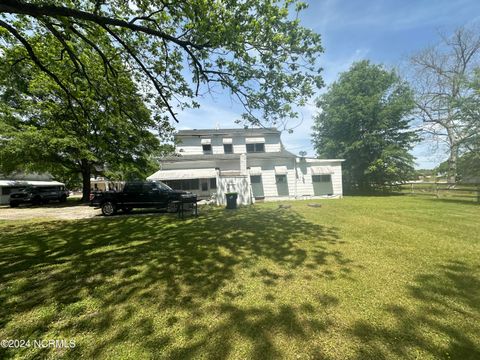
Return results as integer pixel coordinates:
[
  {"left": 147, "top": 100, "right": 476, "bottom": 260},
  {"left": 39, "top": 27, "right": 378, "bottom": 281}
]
[{"left": 147, "top": 128, "right": 344, "bottom": 205}]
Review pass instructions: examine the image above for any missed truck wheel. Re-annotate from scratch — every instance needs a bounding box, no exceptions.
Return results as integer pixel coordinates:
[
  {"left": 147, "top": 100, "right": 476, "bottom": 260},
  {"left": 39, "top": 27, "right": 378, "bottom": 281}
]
[
  {"left": 32, "top": 196, "right": 42, "bottom": 206},
  {"left": 123, "top": 207, "right": 132, "bottom": 214},
  {"left": 60, "top": 195, "right": 67, "bottom": 203},
  {"left": 101, "top": 201, "right": 117, "bottom": 216},
  {"left": 10, "top": 202, "right": 19, "bottom": 208}
]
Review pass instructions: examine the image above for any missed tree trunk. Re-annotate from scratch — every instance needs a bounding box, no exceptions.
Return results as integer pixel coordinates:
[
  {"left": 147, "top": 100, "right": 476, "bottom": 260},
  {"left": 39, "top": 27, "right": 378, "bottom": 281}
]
[
  {"left": 81, "top": 162, "right": 91, "bottom": 203},
  {"left": 447, "top": 141, "right": 459, "bottom": 184}
]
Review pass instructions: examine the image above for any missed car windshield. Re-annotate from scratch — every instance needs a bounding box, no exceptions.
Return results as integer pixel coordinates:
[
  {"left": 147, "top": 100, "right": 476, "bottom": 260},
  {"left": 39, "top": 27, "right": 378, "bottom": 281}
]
[{"left": 154, "top": 181, "right": 173, "bottom": 191}]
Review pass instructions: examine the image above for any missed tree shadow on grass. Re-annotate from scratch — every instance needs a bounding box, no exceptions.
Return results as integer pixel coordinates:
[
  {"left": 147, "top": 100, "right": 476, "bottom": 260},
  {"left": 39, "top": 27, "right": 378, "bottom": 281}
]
[
  {"left": 422, "top": 197, "right": 480, "bottom": 206},
  {"left": 0, "top": 206, "right": 354, "bottom": 359},
  {"left": 351, "top": 261, "right": 480, "bottom": 359}
]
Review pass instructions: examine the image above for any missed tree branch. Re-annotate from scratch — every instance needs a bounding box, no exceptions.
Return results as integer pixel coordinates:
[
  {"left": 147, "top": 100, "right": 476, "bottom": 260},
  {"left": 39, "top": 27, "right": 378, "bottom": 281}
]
[
  {"left": 0, "top": 19, "right": 80, "bottom": 117},
  {"left": 68, "top": 23, "right": 117, "bottom": 79},
  {"left": 0, "top": 0, "right": 206, "bottom": 50},
  {"left": 102, "top": 25, "right": 179, "bottom": 122}
]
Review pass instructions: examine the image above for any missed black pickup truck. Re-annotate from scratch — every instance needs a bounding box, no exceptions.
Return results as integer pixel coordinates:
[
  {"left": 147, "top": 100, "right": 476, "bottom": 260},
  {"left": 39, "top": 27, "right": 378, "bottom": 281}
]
[{"left": 90, "top": 181, "right": 197, "bottom": 216}]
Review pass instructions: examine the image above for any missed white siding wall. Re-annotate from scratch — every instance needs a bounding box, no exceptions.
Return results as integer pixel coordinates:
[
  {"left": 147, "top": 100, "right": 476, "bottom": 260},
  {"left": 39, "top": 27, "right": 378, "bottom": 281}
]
[
  {"left": 330, "top": 162, "right": 343, "bottom": 196},
  {"left": 176, "top": 136, "right": 203, "bottom": 155},
  {"left": 286, "top": 169, "right": 297, "bottom": 198},
  {"left": 176, "top": 133, "right": 282, "bottom": 155},
  {"left": 162, "top": 160, "right": 218, "bottom": 170},
  {"left": 264, "top": 134, "right": 281, "bottom": 153},
  {"left": 156, "top": 154, "right": 344, "bottom": 201},
  {"left": 216, "top": 176, "right": 252, "bottom": 205},
  {"left": 247, "top": 158, "right": 297, "bottom": 198},
  {"left": 212, "top": 136, "right": 224, "bottom": 155},
  {"left": 232, "top": 136, "right": 246, "bottom": 154},
  {"left": 296, "top": 160, "right": 343, "bottom": 197},
  {"left": 260, "top": 169, "right": 277, "bottom": 197},
  {"left": 296, "top": 164, "right": 314, "bottom": 196}
]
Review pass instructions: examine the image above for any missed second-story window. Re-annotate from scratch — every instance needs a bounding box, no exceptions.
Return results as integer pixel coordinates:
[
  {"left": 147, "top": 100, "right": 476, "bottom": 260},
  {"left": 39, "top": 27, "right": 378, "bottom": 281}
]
[
  {"left": 201, "top": 138, "right": 212, "bottom": 154},
  {"left": 223, "top": 144, "right": 233, "bottom": 154},
  {"left": 246, "top": 143, "right": 265, "bottom": 153},
  {"left": 202, "top": 144, "right": 212, "bottom": 154}
]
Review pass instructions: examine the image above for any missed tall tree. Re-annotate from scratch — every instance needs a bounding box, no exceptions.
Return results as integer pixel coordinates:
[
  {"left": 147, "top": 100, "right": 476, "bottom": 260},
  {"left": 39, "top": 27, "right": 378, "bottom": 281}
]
[
  {"left": 410, "top": 26, "right": 480, "bottom": 182},
  {"left": 0, "top": 0, "right": 324, "bottom": 128},
  {"left": 435, "top": 151, "right": 480, "bottom": 182},
  {"left": 0, "top": 38, "right": 171, "bottom": 201},
  {"left": 459, "top": 68, "right": 480, "bottom": 155},
  {"left": 449, "top": 68, "right": 480, "bottom": 182},
  {"left": 312, "top": 61, "right": 418, "bottom": 192}
]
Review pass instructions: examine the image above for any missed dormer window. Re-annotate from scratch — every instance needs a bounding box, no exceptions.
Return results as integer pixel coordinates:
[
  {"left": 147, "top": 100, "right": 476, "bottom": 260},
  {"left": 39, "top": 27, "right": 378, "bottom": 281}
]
[
  {"left": 246, "top": 143, "right": 265, "bottom": 153},
  {"left": 246, "top": 137, "right": 265, "bottom": 153},
  {"left": 223, "top": 144, "right": 233, "bottom": 154},
  {"left": 222, "top": 138, "right": 233, "bottom": 154},
  {"left": 202, "top": 144, "right": 212, "bottom": 154}
]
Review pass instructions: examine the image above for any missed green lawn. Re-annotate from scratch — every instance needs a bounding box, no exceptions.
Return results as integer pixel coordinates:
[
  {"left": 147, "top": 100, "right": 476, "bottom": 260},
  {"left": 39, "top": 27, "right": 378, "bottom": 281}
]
[{"left": 0, "top": 197, "right": 479, "bottom": 359}]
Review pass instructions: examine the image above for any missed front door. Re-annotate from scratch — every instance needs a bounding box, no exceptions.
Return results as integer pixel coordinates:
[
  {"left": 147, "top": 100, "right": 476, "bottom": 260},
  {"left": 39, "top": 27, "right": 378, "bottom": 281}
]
[
  {"left": 275, "top": 175, "right": 289, "bottom": 196},
  {"left": 250, "top": 175, "right": 264, "bottom": 198},
  {"left": 201, "top": 180, "right": 208, "bottom": 192},
  {"left": 312, "top": 175, "right": 333, "bottom": 196}
]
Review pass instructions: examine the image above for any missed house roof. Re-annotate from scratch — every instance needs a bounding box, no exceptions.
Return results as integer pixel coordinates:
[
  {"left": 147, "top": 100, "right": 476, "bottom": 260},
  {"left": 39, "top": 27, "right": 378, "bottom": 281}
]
[
  {"left": 162, "top": 148, "right": 297, "bottom": 162},
  {"left": 176, "top": 127, "right": 280, "bottom": 137}
]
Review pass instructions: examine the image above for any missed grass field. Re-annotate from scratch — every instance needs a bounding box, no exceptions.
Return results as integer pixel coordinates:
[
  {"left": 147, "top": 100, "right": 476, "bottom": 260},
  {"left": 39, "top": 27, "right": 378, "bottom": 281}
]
[{"left": 0, "top": 196, "right": 479, "bottom": 359}]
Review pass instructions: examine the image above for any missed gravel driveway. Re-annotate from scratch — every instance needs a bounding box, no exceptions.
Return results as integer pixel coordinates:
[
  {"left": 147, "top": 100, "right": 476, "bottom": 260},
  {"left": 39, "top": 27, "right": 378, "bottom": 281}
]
[{"left": 0, "top": 203, "right": 101, "bottom": 221}]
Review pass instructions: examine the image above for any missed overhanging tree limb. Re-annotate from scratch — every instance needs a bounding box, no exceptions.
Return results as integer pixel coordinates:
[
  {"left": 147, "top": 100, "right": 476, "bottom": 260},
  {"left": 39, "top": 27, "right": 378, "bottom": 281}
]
[
  {"left": 102, "top": 24, "right": 179, "bottom": 122},
  {"left": 0, "top": 0, "right": 206, "bottom": 50},
  {"left": 0, "top": 0, "right": 324, "bottom": 128},
  {"left": 68, "top": 23, "right": 117, "bottom": 79},
  {"left": 0, "top": 19, "right": 81, "bottom": 119}
]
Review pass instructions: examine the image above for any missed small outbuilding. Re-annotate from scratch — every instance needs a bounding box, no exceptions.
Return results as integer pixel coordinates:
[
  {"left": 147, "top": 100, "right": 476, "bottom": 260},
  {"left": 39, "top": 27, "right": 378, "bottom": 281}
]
[{"left": 0, "top": 180, "right": 66, "bottom": 205}]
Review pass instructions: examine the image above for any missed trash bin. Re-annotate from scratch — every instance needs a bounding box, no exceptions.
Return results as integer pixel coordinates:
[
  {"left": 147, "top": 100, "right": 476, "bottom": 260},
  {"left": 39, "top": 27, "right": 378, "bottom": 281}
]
[{"left": 225, "top": 192, "right": 238, "bottom": 209}]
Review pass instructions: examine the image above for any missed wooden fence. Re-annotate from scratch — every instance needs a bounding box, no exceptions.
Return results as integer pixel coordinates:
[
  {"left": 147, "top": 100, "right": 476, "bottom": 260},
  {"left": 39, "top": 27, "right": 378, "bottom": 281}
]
[{"left": 395, "top": 182, "right": 480, "bottom": 203}]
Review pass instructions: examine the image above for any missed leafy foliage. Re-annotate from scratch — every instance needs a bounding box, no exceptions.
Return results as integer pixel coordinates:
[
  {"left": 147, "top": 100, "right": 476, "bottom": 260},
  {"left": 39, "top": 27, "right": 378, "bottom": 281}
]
[
  {"left": 0, "top": 0, "right": 323, "bottom": 128},
  {"left": 458, "top": 69, "right": 480, "bottom": 154},
  {"left": 436, "top": 151, "right": 480, "bottom": 182},
  {"left": 0, "top": 38, "right": 171, "bottom": 198},
  {"left": 312, "top": 61, "right": 418, "bottom": 192}
]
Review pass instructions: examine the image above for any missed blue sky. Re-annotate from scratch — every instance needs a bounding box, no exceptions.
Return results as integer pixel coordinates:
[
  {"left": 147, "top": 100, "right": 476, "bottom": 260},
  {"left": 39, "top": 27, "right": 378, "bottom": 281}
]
[{"left": 176, "top": 0, "right": 480, "bottom": 169}]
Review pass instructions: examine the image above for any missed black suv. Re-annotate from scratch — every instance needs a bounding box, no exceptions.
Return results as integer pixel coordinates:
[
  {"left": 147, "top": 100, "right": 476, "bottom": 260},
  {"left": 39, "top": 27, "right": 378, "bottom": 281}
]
[
  {"left": 89, "top": 180, "right": 197, "bottom": 216},
  {"left": 10, "top": 186, "right": 69, "bottom": 207}
]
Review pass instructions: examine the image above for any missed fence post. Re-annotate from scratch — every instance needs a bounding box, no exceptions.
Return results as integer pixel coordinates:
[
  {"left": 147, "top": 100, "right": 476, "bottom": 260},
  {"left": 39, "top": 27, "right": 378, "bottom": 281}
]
[
  {"left": 411, "top": 183, "right": 414, "bottom": 194},
  {"left": 435, "top": 182, "right": 439, "bottom": 199},
  {"left": 477, "top": 184, "right": 480, "bottom": 204}
]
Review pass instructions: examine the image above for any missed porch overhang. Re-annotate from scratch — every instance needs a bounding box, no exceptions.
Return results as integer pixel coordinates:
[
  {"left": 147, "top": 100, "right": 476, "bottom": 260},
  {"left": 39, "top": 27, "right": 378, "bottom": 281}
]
[
  {"left": 248, "top": 166, "right": 262, "bottom": 175},
  {"left": 310, "top": 166, "right": 335, "bottom": 175},
  {"left": 147, "top": 168, "right": 217, "bottom": 181},
  {"left": 274, "top": 166, "right": 288, "bottom": 175}
]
